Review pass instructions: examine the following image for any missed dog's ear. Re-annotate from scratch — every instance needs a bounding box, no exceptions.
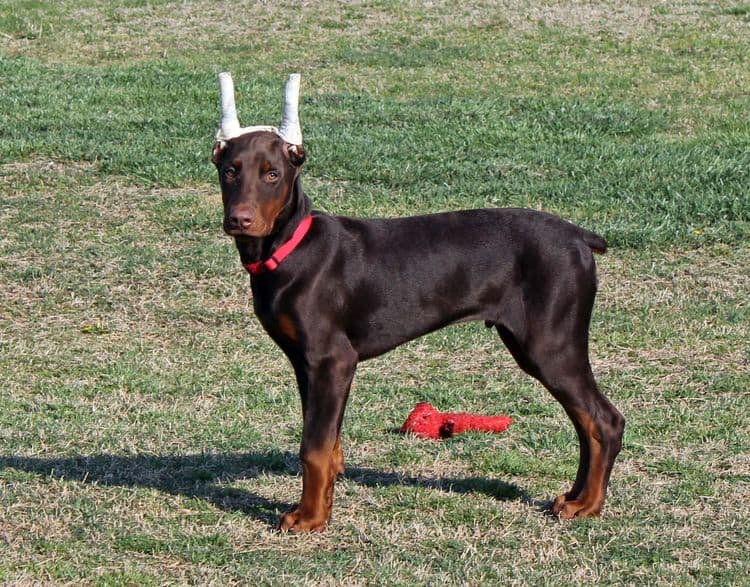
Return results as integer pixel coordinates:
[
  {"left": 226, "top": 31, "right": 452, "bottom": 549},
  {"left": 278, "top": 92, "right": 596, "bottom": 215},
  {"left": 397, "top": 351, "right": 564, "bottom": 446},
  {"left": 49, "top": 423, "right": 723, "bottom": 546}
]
[
  {"left": 284, "top": 143, "right": 306, "bottom": 167},
  {"left": 211, "top": 141, "right": 226, "bottom": 167}
]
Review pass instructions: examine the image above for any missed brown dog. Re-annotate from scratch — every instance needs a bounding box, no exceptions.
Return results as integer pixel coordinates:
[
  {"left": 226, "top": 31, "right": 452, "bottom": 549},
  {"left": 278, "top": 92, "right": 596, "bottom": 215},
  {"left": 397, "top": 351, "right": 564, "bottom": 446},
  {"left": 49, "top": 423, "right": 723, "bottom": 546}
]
[{"left": 212, "top": 74, "right": 624, "bottom": 532}]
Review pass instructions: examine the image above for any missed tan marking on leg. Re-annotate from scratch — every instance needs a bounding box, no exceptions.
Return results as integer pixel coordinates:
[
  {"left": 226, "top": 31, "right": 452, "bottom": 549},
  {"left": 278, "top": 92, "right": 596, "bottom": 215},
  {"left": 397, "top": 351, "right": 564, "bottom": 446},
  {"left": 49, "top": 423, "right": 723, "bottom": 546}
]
[
  {"left": 554, "top": 408, "right": 607, "bottom": 519},
  {"left": 332, "top": 435, "right": 345, "bottom": 476},
  {"left": 279, "top": 442, "right": 340, "bottom": 532}
]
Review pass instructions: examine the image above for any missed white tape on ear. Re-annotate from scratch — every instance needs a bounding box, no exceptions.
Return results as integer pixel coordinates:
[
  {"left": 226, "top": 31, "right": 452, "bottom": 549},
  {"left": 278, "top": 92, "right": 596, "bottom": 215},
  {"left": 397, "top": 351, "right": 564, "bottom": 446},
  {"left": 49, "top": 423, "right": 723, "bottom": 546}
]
[
  {"left": 215, "top": 72, "right": 303, "bottom": 145},
  {"left": 217, "top": 72, "right": 241, "bottom": 140},
  {"left": 278, "top": 73, "right": 302, "bottom": 145}
]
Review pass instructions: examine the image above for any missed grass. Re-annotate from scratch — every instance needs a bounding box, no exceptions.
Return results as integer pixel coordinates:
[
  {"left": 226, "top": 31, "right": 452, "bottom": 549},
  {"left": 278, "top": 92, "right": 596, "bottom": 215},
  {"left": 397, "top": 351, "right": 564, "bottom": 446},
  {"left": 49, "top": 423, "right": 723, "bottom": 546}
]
[{"left": 1, "top": 0, "right": 749, "bottom": 584}]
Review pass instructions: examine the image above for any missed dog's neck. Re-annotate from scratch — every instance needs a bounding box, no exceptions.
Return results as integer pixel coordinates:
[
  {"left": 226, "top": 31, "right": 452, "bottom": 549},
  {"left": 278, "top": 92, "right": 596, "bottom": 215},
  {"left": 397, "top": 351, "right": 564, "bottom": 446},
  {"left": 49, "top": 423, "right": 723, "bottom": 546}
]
[{"left": 233, "top": 174, "right": 312, "bottom": 266}]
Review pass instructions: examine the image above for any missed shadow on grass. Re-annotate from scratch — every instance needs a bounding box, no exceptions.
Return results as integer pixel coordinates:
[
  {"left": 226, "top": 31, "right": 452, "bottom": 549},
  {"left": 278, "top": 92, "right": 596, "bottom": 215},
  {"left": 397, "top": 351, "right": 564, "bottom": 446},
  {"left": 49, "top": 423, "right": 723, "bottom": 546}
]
[{"left": 0, "top": 451, "right": 539, "bottom": 528}]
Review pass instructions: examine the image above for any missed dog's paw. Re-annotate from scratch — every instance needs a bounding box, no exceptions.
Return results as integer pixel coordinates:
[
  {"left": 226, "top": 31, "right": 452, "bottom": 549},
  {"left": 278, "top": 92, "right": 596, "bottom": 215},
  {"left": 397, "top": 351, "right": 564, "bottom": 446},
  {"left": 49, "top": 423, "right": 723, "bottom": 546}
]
[
  {"left": 278, "top": 508, "right": 329, "bottom": 533},
  {"left": 551, "top": 494, "right": 602, "bottom": 519}
]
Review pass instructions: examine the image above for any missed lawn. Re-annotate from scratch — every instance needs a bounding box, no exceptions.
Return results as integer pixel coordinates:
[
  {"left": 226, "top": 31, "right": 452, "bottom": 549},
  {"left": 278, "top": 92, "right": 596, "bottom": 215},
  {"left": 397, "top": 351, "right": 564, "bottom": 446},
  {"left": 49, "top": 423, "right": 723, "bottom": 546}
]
[{"left": 1, "top": 1, "right": 748, "bottom": 584}]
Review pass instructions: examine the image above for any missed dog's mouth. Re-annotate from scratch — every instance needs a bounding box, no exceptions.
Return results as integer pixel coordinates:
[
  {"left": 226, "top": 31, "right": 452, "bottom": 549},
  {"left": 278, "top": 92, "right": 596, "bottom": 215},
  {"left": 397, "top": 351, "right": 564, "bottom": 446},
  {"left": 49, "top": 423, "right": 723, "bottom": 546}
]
[
  {"left": 223, "top": 220, "right": 272, "bottom": 239},
  {"left": 224, "top": 227, "right": 259, "bottom": 239},
  {"left": 223, "top": 225, "right": 246, "bottom": 237}
]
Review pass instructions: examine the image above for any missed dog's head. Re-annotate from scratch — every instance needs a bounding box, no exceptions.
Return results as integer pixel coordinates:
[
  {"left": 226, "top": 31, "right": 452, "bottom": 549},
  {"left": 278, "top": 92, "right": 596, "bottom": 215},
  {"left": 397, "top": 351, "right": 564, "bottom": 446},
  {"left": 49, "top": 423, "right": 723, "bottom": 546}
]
[
  {"left": 212, "top": 132, "right": 305, "bottom": 237},
  {"left": 211, "top": 73, "right": 305, "bottom": 238}
]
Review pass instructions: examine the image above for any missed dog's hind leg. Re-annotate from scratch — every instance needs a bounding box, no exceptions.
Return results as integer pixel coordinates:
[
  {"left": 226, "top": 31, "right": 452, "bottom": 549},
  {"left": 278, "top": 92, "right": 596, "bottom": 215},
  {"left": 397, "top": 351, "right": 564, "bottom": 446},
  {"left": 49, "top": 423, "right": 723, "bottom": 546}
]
[
  {"left": 538, "top": 354, "right": 624, "bottom": 518},
  {"left": 497, "top": 321, "right": 623, "bottom": 517},
  {"left": 494, "top": 260, "right": 624, "bottom": 518}
]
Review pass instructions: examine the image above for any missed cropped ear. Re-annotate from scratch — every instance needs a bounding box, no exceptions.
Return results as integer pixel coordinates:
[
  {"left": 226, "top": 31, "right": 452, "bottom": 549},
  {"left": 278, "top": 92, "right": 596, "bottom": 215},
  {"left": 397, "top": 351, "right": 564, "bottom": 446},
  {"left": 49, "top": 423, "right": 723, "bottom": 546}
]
[
  {"left": 284, "top": 143, "right": 306, "bottom": 167},
  {"left": 211, "top": 141, "right": 226, "bottom": 166}
]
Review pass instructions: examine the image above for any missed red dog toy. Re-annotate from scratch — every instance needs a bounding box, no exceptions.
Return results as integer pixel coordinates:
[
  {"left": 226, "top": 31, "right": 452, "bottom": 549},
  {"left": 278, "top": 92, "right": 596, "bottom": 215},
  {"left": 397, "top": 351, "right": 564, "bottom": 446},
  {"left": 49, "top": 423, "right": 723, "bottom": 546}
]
[{"left": 401, "top": 402, "right": 512, "bottom": 439}]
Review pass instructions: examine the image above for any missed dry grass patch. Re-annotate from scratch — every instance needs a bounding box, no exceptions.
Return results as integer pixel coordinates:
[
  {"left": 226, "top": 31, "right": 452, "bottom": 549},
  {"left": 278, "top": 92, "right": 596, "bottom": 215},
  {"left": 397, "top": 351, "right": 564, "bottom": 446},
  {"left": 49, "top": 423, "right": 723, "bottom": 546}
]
[
  {"left": 2, "top": 185, "right": 749, "bottom": 580},
  {"left": 5, "top": 1, "right": 746, "bottom": 66},
  {"left": 595, "top": 244, "right": 749, "bottom": 374}
]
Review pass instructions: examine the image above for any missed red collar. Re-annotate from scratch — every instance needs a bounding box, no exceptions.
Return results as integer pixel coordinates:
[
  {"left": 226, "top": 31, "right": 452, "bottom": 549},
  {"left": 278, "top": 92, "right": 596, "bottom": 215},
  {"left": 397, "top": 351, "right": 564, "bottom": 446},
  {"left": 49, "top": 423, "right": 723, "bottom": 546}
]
[{"left": 244, "top": 215, "right": 313, "bottom": 275}]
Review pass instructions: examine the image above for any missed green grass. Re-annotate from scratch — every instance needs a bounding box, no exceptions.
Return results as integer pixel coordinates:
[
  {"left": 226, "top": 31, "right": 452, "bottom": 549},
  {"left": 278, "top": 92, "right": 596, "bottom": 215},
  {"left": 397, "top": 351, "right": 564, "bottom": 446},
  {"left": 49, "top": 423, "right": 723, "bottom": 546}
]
[{"left": 1, "top": 0, "right": 749, "bottom": 584}]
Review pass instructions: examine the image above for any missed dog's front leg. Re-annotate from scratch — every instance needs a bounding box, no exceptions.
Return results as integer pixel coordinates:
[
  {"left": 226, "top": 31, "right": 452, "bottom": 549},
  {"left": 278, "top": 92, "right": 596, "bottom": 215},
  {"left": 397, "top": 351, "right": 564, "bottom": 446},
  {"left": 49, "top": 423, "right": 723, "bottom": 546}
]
[{"left": 279, "top": 343, "right": 357, "bottom": 532}]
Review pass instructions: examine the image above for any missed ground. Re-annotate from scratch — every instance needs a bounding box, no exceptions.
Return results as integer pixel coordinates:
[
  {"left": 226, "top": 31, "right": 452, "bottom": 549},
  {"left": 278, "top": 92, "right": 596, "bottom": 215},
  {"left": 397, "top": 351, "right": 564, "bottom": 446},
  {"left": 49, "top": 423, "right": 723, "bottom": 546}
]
[{"left": 1, "top": 1, "right": 749, "bottom": 583}]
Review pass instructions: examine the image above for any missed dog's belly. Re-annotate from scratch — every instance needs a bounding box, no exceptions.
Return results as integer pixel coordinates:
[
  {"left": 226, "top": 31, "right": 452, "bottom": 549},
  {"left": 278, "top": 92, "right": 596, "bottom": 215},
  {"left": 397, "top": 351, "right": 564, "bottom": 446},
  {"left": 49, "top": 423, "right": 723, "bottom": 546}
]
[{"left": 340, "top": 258, "right": 515, "bottom": 360}]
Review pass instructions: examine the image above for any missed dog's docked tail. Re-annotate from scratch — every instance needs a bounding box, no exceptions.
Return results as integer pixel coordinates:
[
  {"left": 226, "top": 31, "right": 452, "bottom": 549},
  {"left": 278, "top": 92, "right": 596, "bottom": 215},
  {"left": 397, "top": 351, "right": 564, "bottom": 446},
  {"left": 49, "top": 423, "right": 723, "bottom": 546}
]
[{"left": 583, "top": 231, "right": 608, "bottom": 255}]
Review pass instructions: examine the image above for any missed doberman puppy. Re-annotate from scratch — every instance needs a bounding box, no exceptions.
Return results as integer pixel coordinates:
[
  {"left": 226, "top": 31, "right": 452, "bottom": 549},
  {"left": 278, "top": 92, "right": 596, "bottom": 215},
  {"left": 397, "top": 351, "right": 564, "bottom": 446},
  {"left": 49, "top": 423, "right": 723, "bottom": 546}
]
[{"left": 212, "top": 131, "right": 625, "bottom": 532}]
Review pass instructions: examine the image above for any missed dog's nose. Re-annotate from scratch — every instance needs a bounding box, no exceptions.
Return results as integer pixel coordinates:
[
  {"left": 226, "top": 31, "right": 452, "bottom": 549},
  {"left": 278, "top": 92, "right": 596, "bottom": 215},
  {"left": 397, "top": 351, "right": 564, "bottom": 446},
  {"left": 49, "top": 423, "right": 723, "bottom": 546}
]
[{"left": 226, "top": 211, "right": 253, "bottom": 231}]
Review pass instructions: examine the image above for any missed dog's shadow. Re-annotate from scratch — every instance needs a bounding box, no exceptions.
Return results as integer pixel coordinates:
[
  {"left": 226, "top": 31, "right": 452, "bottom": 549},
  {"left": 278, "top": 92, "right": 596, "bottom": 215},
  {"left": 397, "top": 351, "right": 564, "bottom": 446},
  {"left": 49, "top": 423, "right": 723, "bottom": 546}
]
[{"left": 0, "top": 450, "right": 539, "bottom": 528}]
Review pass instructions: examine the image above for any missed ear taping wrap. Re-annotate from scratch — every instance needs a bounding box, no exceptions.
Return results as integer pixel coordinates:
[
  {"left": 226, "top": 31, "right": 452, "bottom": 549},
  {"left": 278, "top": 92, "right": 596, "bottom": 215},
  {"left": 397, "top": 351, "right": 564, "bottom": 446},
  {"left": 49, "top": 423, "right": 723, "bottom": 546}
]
[{"left": 215, "top": 72, "right": 302, "bottom": 146}]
